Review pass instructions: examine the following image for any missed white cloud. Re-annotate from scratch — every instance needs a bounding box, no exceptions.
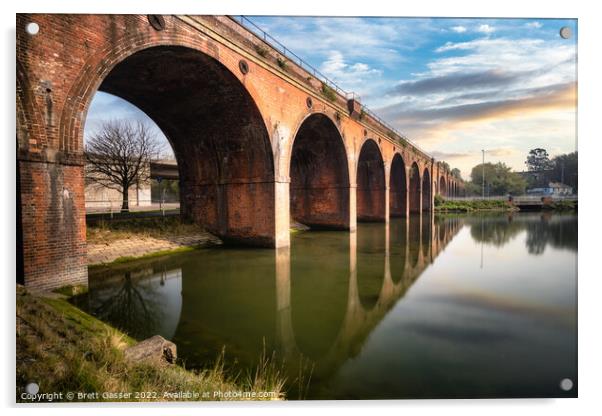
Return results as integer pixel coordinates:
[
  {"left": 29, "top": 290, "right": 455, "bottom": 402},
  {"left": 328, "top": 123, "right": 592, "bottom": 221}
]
[
  {"left": 451, "top": 25, "right": 467, "bottom": 33},
  {"left": 250, "top": 17, "right": 443, "bottom": 74},
  {"left": 430, "top": 38, "right": 574, "bottom": 86},
  {"left": 526, "top": 21, "right": 543, "bottom": 29},
  {"left": 378, "top": 32, "right": 576, "bottom": 175},
  {"left": 477, "top": 24, "right": 495, "bottom": 34},
  {"left": 320, "top": 51, "right": 383, "bottom": 97}
]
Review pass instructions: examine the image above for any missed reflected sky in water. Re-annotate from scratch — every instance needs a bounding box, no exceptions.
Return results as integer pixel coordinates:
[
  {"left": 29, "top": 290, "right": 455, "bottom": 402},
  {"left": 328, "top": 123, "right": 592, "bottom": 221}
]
[{"left": 73, "top": 212, "right": 577, "bottom": 399}]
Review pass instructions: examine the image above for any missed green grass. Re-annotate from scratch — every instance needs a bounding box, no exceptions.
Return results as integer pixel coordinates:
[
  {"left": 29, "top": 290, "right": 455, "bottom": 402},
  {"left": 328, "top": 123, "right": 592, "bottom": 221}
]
[
  {"left": 434, "top": 197, "right": 577, "bottom": 212},
  {"left": 105, "top": 245, "right": 204, "bottom": 266},
  {"left": 545, "top": 199, "right": 577, "bottom": 211},
  {"left": 16, "top": 286, "right": 286, "bottom": 402},
  {"left": 52, "top": 284, "right": 88, "bottom": 297},
  {"left": 321, "top": 83, "right": 337, "bottom": 102},
  {"left": 86, "top": 217, "right": 209, "bottom": 245},
  {"left": 435, "top": 198, "right": 515, "bottom": 213}
]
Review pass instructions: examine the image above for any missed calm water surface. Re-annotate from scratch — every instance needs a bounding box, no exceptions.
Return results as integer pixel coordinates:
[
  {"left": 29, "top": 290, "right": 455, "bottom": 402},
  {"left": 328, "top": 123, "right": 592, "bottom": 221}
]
[{"left": 74, "top": 213, "right": 577, "bottom": 399}]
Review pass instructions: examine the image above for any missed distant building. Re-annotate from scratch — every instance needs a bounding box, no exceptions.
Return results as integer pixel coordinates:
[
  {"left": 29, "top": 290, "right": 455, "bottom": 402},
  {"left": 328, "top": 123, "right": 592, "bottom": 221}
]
[
  {"left": 526, "top": 181, "right": 573, "bottom": 196},
  {"left": 149, "top": 159, "right": 180, "bottom": 203},
  {"left": 150, "top": 158, "right": 179, "bottom": 181},
  {"left": 85, "top": 181, "right": 151, "bottom": 210},
  {"left": 85, "top": 159, "right": 179, "bottom": 210}
]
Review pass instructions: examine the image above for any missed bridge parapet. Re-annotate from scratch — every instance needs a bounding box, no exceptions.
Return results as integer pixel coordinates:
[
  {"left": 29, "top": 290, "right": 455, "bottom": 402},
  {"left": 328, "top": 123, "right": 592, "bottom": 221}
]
[
  {"left": 17, "top": 13, "right": 460, "bottom": 289},
  {"left": 210, "top": 16, "right": 432, "bottom": 161}
]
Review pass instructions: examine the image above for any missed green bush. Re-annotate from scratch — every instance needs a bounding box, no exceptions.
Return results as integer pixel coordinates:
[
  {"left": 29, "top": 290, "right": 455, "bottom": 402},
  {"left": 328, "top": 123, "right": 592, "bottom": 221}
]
[
  {"left": 548, "top": 200, "right": 577, "bottom": 211},
  {"left": 321, "top": 83, "right": 337, "bottom": 102},
  {"left": 254, "top": 45, "right": 268, "bottom": 58},
  {"left": 434, "top": 198, "right": 513, "bottom": 212},
  {"left": 276, "top": 57, "right": 287, "bottom": 70}
]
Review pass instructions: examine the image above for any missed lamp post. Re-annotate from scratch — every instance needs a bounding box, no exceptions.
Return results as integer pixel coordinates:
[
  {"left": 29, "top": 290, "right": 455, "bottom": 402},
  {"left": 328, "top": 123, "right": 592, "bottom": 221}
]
[{"left": 481, "top": 149, "right": 485, "bottom": 200}]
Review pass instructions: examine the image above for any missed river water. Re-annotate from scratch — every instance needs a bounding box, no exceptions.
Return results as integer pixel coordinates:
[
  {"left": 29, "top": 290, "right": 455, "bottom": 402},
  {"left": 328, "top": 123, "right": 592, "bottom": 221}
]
[{"left": 73, "top": 212, "right": 577, "bottom": 399}]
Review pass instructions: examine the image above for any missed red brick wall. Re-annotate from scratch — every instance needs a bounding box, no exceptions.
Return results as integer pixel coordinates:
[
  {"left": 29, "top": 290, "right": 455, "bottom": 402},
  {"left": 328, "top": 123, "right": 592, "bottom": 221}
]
[{"left": 17, "top": 14, "right": 441, "bottom": 290}]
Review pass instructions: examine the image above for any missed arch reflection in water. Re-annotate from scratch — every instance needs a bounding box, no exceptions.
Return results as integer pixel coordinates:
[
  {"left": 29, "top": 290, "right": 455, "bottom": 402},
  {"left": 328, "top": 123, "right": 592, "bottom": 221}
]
[
  {"left": 274, "top": 217, "right": 461, "bottom": 389},
  {"left": 76, "top": 218, "right": 454, "bottom": 386}
]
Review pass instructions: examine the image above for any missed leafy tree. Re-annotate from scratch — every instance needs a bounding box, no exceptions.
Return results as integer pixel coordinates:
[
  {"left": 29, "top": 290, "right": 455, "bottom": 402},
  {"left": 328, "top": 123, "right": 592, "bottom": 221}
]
[
  {"left": 470, "top": 162, "right": 527, "bottom": 196},
  {"left": 463, "top": 181, "right": 482, "bottom": 196},
  {"left": 85, "top": 120, "right": 164, "bottom": 211},
  {"left": 451, "top": 168, "right": 462, "bottom": 180},
  {"left": 525, "top": 148, "right": 554, "bottom": 171},
  {"left": 440, "top": 161, "right": 450, "bottom": 172},
  {"left": 469, "top": 216, "right": 523, "bottom": 247},
  {"left": 550, "top": 151, "right": 578, "bottom": 191}
]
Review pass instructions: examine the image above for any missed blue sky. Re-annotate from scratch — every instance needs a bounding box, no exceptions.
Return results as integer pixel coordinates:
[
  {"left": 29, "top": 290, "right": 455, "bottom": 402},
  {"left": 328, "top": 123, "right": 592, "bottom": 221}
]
[{"left": 86, "top": 17, "right": 577, "bottom": 179}]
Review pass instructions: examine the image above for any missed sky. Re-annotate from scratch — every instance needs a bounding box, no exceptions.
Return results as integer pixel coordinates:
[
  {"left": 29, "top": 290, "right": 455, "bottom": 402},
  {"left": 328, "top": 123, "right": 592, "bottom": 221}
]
[{"left": 86, "top": 16, "right": 577, "bottom": 180}]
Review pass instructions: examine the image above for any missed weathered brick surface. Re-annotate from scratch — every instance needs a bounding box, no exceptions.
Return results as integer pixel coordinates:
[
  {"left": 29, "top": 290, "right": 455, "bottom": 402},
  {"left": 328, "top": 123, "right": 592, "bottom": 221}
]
[
  {"left": 16, "top": 14, "right": 463, "bottom": 290},
  {"left": 18, "top": 159, "right": 87, "bottom": 291}
]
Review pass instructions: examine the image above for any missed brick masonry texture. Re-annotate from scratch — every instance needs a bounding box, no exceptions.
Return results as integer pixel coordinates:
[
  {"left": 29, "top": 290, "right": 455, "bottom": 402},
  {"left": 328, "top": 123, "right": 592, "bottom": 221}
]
[{"left": 16, "top": 14, "right": 463, "bottom": 290}]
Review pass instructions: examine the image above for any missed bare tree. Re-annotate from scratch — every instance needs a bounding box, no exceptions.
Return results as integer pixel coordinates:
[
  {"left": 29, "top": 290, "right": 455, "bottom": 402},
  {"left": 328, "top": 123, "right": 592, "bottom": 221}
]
[{"left": 85, "top": 120, "right": 164, "bottom": 212}]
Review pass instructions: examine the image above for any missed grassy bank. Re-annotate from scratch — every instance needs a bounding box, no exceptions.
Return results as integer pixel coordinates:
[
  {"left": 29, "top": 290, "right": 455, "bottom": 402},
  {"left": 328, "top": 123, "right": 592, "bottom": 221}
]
[
  {"left": 16, "top": 286, "right": 286, "bottom": 402},
  {"left": 434, "top": 196, "right": 577, "bottom": 213},
  {"left": 86, "top": 216, "right": 211, "bottom": 245},
  {"left": 91, "top": 244, "right": 205, "bottom": 269},
  {"left": 543, "top": 199, "right": 577, "bottom": 211},
  {"left": 434, "top": 197, "right": 515, "bottom": 213}
]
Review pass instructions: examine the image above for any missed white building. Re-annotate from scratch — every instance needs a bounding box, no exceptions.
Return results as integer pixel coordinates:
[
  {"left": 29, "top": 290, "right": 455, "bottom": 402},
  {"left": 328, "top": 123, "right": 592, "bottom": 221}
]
[{"left": 526, "top": 181, "right": 573, "bottom": 196}]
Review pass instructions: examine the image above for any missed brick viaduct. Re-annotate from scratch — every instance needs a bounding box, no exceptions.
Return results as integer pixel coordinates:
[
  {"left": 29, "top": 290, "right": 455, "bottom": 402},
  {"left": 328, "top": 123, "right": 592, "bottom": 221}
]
[{"left": 16, "top": 14, "right": 464, "bottom": 290}]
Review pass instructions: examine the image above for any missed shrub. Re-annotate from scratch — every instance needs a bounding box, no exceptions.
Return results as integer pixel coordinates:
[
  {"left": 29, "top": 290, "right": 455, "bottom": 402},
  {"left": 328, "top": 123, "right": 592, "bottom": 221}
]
[
  {"left": 276, "top": 57, "right": 287, "bottom": 70},
  {"left": 321, "top": 83, "right": 337, "bottom": 102},
  {"left": 254, "top": 45, "right": 268, "bottom": 58},
  {"left": 434, "top": 198, "right": 514, "bottom": 212}
]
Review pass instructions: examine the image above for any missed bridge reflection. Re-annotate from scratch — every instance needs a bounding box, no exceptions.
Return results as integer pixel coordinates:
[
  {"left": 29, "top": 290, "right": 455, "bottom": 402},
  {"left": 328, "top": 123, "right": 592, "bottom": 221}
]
[
  {"left": 80, "top": 215, "right": 464, "bottom": 381},
  {"left": 76, "top": 212, "right": 576, "bottom": 397},
  {"left": 274, "top": 214, "right": 463, "bottom": 380}
]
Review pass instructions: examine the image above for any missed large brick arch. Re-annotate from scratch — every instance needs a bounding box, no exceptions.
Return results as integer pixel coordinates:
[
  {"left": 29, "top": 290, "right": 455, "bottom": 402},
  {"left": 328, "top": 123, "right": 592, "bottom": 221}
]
[
  {"left": 422, "top": 167, "right": 432, "bottom": 212},
  {"left": 92, "top": 45, "right": 276, "bottom": 245},
  {"left": 389, "top": 152, "right": 408, "bottom": 218},
  {"left": 356, "top": 139, "right": 386, "bottom": 222},
  {"left": 409, "top": 162, "right": 422, "bottom": 214},
  {"left": 57, "top": 17, "right": 267, "bottom": 155},
  {"left": 52, "top": 18, "right": 278, "bottom": 247},
  {"left": 289, "top": 113, "right": 350, "bottom": 229},
  {"left": 17, "top": 14, "right": 447, "bottom": 290},
  {"left": 440, "top": 175, "right": 447, "bottom": 197}
]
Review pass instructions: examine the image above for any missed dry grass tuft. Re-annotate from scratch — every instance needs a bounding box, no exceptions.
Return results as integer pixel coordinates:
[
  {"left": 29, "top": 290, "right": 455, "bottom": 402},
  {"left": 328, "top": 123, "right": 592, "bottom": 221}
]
[{"left": 16, "top": 287, "right": 286, "bottom": 402}]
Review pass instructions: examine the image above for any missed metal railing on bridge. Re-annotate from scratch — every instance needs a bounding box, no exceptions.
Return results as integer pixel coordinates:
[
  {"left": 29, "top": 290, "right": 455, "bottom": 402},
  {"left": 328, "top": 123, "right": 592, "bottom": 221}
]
[{"left": 233, "top": 15, "right": 430, "bottom": 158}]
